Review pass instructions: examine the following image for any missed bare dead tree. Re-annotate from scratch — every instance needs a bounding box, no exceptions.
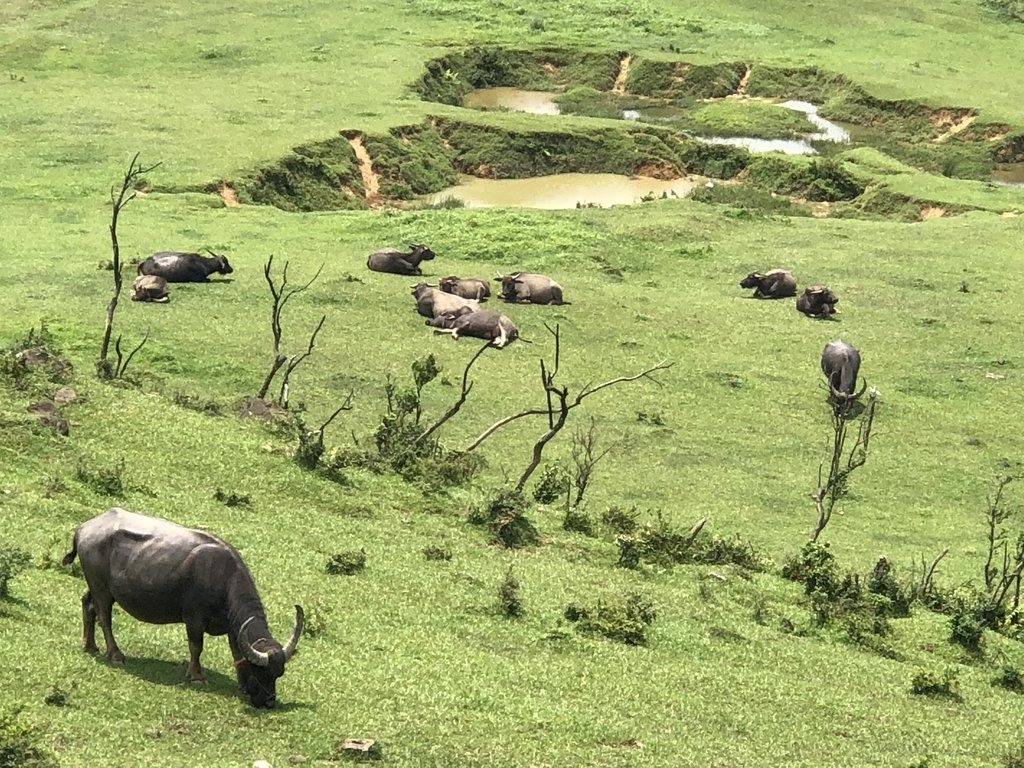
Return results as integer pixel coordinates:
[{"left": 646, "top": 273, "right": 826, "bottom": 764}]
[
  {"left": 295, "top": 391, "right": 355, "bottom": 470},
  {"left": 467, "top": 325, "right": 671, "bottom": 457},
  {"left": 978, "top": 474, "right": 1024, "bottom": 614},
  {"left": 97, "top": 153, "right": 161, "bottom": 379},
  {"left": 570, "top": 416, "right": 614, "bottom": 508},
  {"left": 810, "top": 387, "right": 879, "bottom": 542},
  {"left": 257, "top": 255, "right": 325, "bottom": 404},
  {"left": 415, "top": 341, "right": 491, "bottom": 448},
  {"left": 464, "top": 324, "right": 671, "bottom": 493}
]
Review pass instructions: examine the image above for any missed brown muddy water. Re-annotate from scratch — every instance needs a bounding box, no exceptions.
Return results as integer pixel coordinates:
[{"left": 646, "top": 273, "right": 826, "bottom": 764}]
[
  {"left": 424, "top": 173, "right": 704, "bottom": 209},
  {"left": 463, "top": 87, "right": 560, "bottom": 115},
  {"left": 992, "top": 163, "right": 1024, "bottom": 188}
]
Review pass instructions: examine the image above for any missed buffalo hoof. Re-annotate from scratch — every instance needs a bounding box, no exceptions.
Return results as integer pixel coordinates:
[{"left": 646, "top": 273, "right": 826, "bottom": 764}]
[
  {"left": 189, "top": 677, "right": 208, "bottom": 686},
  {"left": 107, "top": 650, "right": 126, "bottom": 665},
  {"left": 83, "top": 643, "right": 99, "bottom": 655}
]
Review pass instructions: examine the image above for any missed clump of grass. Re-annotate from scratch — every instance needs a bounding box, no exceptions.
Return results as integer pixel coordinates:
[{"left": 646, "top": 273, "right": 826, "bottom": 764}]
[
  {"left": 213, "top": 488, "right": 251, "bottom": 508},
  {"left": 565, "top": 592, "right": 657, "bottom": 646},
  {"left": 326, "top": 550, "right": 366, "bottom": 576},
  {"left": 43, "top": 684, "right": 72, "bottom": 708},
  {"left": 498, "top": 566, "right": 523, "bottom": 618},
  {"left": 910, "top": 667, "right": 962, "bottom": 701},
  {"left": 601, "top": 505, "right": 639, "bottom": 535},
  {"left": 173, "top": 392, "right": 222, "bottom": 416},
  {"left": 992, "top": 665, "right": 1024, "bottom": 693},
  {"left": 468, "top": 489, "right": 539, "bottom": 549},
  {"left": 0, "top": 545, "right": 32, "bottom": 598},
  {"left": 74, "top": 457, "right": 128, "bottom": 498},
  {"left": 422, "top": 545, "right": 452, "bottom": 562}
]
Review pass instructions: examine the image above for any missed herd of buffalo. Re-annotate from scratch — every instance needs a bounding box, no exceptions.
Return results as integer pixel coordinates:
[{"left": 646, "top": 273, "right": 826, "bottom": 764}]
[{"left": 89, "top": 247, "right": 862, "bottom": 709}]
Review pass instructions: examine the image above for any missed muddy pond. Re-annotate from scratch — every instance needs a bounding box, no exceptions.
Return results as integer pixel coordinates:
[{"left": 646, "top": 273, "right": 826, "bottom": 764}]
[{"left": 424, "top": 173, "right": 703, "bottom": 209}]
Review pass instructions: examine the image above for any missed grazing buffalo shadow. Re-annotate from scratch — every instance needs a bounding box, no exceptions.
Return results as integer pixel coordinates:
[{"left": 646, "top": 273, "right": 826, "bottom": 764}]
[{"left": 116, "top": 656, "right": 239, "bottom": 699}]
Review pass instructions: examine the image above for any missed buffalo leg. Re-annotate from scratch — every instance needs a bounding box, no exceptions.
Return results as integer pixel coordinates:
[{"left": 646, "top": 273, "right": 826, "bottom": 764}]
[
  {"left": 81, "top": 591, "right": 99, "bottom": 654},
  {"left": 186, "top": 625, "right": 207, "bottom": 684},
  {"left": 91, "top": 591, "right": 125, "bottom": 663}
]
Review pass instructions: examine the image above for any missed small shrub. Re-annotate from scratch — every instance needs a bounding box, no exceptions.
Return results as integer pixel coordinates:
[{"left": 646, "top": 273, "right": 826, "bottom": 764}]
[
  {"left": 0, "top": 706, "right": 59, "bottom": 767},
  {"left": 601, "top": 505, "right": 639, "bottom": 535},
  {"left": 74, "top": 457, "right": 127, "bottom": 498},
  {"left": 0, "top": 545, "right": 32, "bottom": 598},
  {"left": 562, "top": 507, "right": 595, "bottom": 537},
  {"left": 498, "top": 566, "right": 523, "bottom": 618},
  {"left": 326, "top": 549, "right": 366, "bottom": 576},
  {"left": 468, "top": 489, "right": 539, "bottom": 549},
  {"left": 947, "top": 587, "right": 998, "bottom": 653},
  {"left": 565, "top": 592, "right": 657, "bottom": 646},
  {"left": 532, "top": 464, "right": 568, "bottom": 504},
  {"left": 866, "top": 557, "right": 914, "bottom": 618},
  {"left": 213, "top": 488, "right": 251, "bottom": 508},
  {"left": 1005, "top": 744, "right": 1024, "bottom": 768},
  {"left": 43, "top": 685, "right": 71, "bottom": 708},
  {"left": 302, "top": 597, "right": 332, "bottom": 638},
  {"left": 173, "top": 392, "right": 222, "bottom": 416},
  {"left": 910, "top": 667, "right": 962, "bottom": 701},
  {"left": 993, "top": 665, "right": 1024, "bottom": 693},
  {"left": 423, "top": 545, "right": 452, "bottom": 562}
]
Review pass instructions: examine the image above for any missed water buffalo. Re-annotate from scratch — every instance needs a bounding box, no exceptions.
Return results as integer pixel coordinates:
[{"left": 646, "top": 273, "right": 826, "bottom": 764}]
[
  {"left": 740, "top": 269, "right": 797, "bottom": 299},
  {"left": 495, "top": 272, "right": 568, "bottom": 305},
  {"left": 130, "top": 275, "right": 170, "bottom": 303},
  {"left": 367, "top": 244, "right": 435, "bottom": 275},
  {"left": 138, "top": 251, "right": 233, "bottom": 282},
  {"left": 428, "top": 309, "right": 519, "bottom": 348},
  {"left": 439, "top": 275, "right": 490, "bottom": 301},
  {"left": 411, "top": 283, "right": 480, "bottom": 319},
  {"left": 821, "top": 339, "right": 866, "bottom": 409},
  {"left": 796, "top": 285, "right": 838, "bottom": 318},
  {"left": 62, "top": 508, "right": 303, "bottom": 709}
]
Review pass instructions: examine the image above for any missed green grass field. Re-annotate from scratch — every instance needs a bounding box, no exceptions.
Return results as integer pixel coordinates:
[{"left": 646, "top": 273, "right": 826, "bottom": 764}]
[{"left": 3, "top": 1, "right": 1024, "bottom": 766}]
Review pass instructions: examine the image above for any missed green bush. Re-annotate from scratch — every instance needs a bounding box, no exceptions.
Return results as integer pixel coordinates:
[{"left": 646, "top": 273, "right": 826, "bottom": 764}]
[
  {"left": 992, "top": 665, "right": 1024, "bottom": 693},
  {"left": 326, "top": 550, "right": 366, "bottom": 576},
  {"left": 910, "top": 667, "right": 962, "bottom": 701},
  {"left": 0, "top": 546, "right": 31, "bottom": 598},
  {"left": 0, "top": 707, "right": 58, "bottom": 767},
  {"left": 532, "top": 464, "right": 568, "bottom": 504},
  {"left": 565, "top": 592, "right": 657, "bottom": 646},
  {"left": 468, "top": 489, "right": 539, "bottom": 549},
  {"left": 498, "top": 566, "right": 523, "bottom": 618}
]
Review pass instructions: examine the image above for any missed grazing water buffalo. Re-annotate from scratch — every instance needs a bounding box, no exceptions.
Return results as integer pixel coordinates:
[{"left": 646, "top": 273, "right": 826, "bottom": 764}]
[
  {"left": 495, "top": 272, "right": 568, "bottom": 305},
  {"left": 796, "top": 285, "right": 838, "bottom": 318},
  {"left": 821, "top": 339, "right": 866, "bottom": 409},
  {"left": 138, "top": 251, "right": 233, "bottom": 282},
  {"left": 62, "top": 508, "right": 303, "bottom": 709},
  {"left": 428, "top": 309, "right": 519, "bottom": 348},
  {"left": 367, "top": 244, "right": 436, "bottom": 275},
  {"left": 740, "top": 269, "right": 797, "bottom": 299},
  {"left": 131, "top": 275, "right": 170, "bottom": 303},
  {"left": 439, "top": 275, "right": 490, "bottom": 301},
  {"left": 411, "top": 283, "right": 480, "bottom": 319}
]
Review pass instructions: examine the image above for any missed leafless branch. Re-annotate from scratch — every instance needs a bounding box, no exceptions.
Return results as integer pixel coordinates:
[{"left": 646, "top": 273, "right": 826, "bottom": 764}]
[
  {"left": 415, "top": 341, "right": 491, "bottom": 447},
  {"left": 98, "top": 152, "right": 161, "bottom": 378},
  {"left": 278, "top": 314, "right": 327, "bottom": 407},
  {"left": 114, "top": 331, "right": 150, "bottom": 379}
]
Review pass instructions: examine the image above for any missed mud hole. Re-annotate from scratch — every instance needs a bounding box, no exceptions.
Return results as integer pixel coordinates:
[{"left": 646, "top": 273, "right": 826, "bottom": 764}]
[{"left": 225, "top": 47, "right": 1024, "bottom": 222}]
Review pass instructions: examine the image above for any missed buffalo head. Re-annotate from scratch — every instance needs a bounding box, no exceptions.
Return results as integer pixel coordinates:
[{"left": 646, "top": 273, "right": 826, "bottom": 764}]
[{"left": 236, "top": 605, "right": 304, "bottom": 708}]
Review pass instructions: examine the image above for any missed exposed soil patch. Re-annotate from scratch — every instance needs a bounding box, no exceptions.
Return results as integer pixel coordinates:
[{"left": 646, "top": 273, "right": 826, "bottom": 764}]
[
  {"left": 933, "top": 112, "right": 977, "bottom": 143},
  {"left": 919, "top": 206, "right": 947, "bottom": 220},
  {"left": 219, "top": 183, "right": 239, "bottom": 207},
  {"left": 725, "top": 64, "right": 752, "bottom": 100},
  {"left": 347, "top": 134, "right": 383, "bottom": 208},
  {"left": 613, "top": 54, "right": 631, "bottom": 95}
]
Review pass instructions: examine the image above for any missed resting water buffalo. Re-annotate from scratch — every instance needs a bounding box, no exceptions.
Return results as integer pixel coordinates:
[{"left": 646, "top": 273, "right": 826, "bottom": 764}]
[
  {"left": 439, "top": 275, "right": 490, "bottom": 301},
  {"left": 411, "top": 283, "right": 480, "bottom": 319},
  {"left": 428, "top": 309, "right": 519, "bottom": 348},
  {"left": 821, "top": 339, "right": 866, "bottom": 408},
  {"left": 62, "top": 508, "right": 303, "bottom": 709},
  {"left": 495, "top": 272, "right": 568, "bottom": 305},
  {"left": 131, "top": 275, "right": 170, "bottom": 303},
  {"left": 138, "top": 251, "right": 233, "bottom": 282},
  {"left": 796, "top": 285, "right": 838, "bottom": 318},
  {"left": 367, "top": 244, "right": 435, "bottom": 275},
  {"left": 740, "top": 269, "right": 797, "bottom": 299}
]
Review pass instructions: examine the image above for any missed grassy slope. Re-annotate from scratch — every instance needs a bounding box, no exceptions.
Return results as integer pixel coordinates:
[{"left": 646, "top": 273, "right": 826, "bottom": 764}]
[{"left": 2, "top": 0, "right": 1024, "bottom": 766}]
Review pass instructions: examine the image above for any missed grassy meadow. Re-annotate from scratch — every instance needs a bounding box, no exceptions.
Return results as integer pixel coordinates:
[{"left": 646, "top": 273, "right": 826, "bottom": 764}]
[{"left": 2, "top": 0, "right": 1024, "bottom": 766}]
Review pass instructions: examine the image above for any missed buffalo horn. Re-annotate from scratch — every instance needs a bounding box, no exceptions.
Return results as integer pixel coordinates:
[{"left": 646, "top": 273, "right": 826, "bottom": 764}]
[
  {"left": 238, "top": 617, "right": 272, "bottom": 667},
  {"left": 282, "top": 605, "right": 304, "bottom": 660}
]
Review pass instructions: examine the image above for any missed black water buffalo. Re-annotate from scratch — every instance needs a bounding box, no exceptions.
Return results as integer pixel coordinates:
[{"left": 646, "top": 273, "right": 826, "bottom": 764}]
[
  {"left": 821, "top": 339, "right": 866, "bottom": 409},
  {"left": 411, "top": 283, "right": 480, "bottom": 319},
  {"left": 428, "top": 309, "right": 519, "bottom": 348},
  {"left": 62, "top": 508, "right": 303, "bottom": 709},
  {"left": 796, "top": 285, "right": 838, "bottom": 318},
  {"left": 367, "top": 244, "right": 435, "bottom": 275},
  {"left": 130, "top": 275, "right": 170, "bottom": 303},
  {"left": 740, "top": 269, "right": 797, "bottom": 299},
  {"left": 495, "top": 272, "right": 568, "bottom": 305},
  {"left": 439, "top": 275, "right": 490, "bottom": 301},
  {"left": 138, "top": 251, "right": 233, "bottom": 282}
]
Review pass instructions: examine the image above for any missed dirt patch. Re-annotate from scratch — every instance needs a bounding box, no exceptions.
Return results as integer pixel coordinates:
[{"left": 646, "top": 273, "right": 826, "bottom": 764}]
[
  {"left": 919, "top": 206, "right": 947, "bottom": 220},
  {"left": 932, "top": 112, "right": 977, "bottom": 143},
  {"left": 347, "top": 134, "right": 383, "bottom": 208},
  {"left": 612, "top": 54, "right": 631, "bottom": 95},
  {"left": 724, "top": 64, "right": 752, "bottom": 100},
  {"left": 633, "top": 163, "right": 679, "bottom": 180},
  {"left": 219, "top": 183, "right": 239, "bottom": 207}
]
